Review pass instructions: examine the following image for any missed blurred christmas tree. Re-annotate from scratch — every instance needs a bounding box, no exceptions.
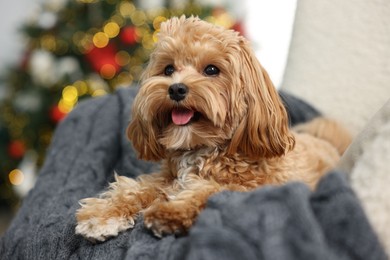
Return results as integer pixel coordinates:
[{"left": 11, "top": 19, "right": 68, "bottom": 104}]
[{"left": 0, "top": 0, "right": 244, "bottom": 210}]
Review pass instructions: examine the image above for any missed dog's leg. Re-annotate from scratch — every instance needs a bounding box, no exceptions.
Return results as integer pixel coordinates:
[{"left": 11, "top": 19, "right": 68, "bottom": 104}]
[
  {"left": 75, "top": 173, "right": 170, "bottom": 242},
  {"left": 293, "top": 117, "right": 352, "bottom": 155},
  {"left": 143, "top": 179, "right": 222, "bottom": 237}
]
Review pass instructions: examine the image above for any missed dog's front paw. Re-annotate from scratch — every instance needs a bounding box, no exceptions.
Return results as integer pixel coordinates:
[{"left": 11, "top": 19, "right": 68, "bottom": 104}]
[
  {"left": 143, "top": 202, "right": 196, "bottom": 238},
  {"left": 76, "top": 216, "right": 135, "bottom": 242},
  {"left": 75, "top": 197, "right": 137, "bottom": 242}
]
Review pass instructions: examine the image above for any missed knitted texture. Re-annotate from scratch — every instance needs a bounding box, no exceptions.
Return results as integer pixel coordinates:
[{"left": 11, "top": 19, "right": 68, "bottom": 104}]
[{"left": 0, "top": 88, "right": 385, "bottom": 259}]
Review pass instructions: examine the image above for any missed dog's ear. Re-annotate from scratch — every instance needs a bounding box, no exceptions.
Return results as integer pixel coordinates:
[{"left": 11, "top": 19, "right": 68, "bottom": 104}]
[
  {"left": 228, "top": 39, "right": 295, "bottom": 159},
  {"left": 127, "top": 100, "right": 165, "bottom": 161}
]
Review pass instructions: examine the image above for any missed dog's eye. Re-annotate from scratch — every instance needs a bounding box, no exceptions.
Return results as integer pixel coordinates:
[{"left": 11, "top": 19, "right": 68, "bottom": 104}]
[
  {"left": 204, "top": 65, "right": 220, "bottom": 76},
  {"left": 164, "top": 65, "right": 175, "bottom": 76}
]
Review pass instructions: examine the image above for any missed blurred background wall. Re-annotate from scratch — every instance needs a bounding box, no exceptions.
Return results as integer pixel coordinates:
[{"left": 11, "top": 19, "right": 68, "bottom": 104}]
[{"left": 0, "top": 0, "right": 45, "bottom": 72}]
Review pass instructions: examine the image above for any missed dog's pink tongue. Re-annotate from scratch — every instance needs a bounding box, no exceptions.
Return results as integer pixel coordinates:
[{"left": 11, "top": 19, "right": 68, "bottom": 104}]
[{"left": 172, "top": 108, "right": 194, "bottom": 125}]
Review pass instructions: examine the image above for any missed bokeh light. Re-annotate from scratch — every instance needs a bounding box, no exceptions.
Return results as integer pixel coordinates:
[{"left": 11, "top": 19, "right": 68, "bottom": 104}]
[
  {"left": 93, "top": 32, "right": 110, "bottom": 48},
  {"left": 104, "top": 22, "right": 120, "bottom": 38},
  {"left": 9, "top": 169, "right": 24, "bottom": 186}
]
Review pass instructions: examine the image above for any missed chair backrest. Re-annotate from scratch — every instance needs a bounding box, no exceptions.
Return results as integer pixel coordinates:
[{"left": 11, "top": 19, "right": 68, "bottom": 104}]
[{"left": 281, "top": 0, "right": 390, "bottom": 136}]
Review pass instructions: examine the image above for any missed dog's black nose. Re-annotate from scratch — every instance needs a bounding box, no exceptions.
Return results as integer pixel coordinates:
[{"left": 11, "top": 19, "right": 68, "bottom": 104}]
[{"left": 168, "top": 83, "right": 188, "bottom": 101}]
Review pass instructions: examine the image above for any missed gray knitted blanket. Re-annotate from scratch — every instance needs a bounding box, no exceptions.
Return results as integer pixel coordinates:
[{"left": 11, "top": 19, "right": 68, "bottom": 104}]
[{"left": 0, "top": 88, "right": 386, "bottom": 260}]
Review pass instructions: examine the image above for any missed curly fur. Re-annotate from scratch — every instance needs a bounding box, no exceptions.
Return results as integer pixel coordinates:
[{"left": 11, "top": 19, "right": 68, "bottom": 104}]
[{"left": 76, "top": 16, "right": 350, "bottom": 241}]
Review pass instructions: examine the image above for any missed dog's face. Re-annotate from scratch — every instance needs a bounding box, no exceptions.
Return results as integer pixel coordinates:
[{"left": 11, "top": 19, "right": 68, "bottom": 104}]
[{"left": 128, "top": 16, "right": 294, "bottom": 161}]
